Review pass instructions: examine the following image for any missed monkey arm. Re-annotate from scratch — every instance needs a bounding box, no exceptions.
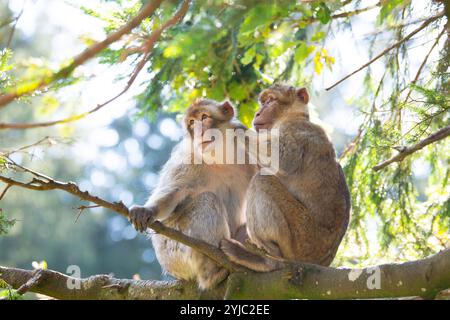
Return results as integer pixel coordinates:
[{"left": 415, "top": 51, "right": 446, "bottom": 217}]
[
  {"left": 130, "top": 186, "right": 190, "bottom": 232},
  {"left": 145, "top": 186, "right": 190, "bottom": 221}
]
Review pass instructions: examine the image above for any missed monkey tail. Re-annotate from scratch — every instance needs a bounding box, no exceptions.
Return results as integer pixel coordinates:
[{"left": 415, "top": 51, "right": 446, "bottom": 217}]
[{"left": 220, "top": 238, "right": 281, "bottom": 272}]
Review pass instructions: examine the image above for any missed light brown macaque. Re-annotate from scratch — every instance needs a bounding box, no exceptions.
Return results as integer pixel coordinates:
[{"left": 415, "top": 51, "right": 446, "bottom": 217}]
[
  {"left": 220, "top": 84, "right": 351, "bottom": 271},
  {"left": 129, "top": 99, "right": 255, "bottom": 290}
]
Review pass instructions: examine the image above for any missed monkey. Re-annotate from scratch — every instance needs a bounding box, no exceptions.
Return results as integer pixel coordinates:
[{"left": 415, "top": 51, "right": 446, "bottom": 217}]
[
  {"left": 220, "top": 84, "right": 351, "bottom": 272},
  {"left": 129, "top": 99, "right": 256, "bottom": 290}
]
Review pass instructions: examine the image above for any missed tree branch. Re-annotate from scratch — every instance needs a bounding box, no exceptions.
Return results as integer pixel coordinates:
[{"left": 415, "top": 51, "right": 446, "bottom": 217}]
[
  {"left": 225, "top": 248, "right": 450, "bottom": 299},
  {"left": 326, "top": 11, "right": 445, "bottom": 91},
  {"left": 15, "top": 269, "right": 44, "bottom": 295},
  {"left": 0, "top": 160, "right": 241, "bottom": 272},
  {"left": 0, "top": 0, "right": 191, "bottom": 130},
  {"left": 300, "top": 2, "right": 381, "bottom": 24},
  {"left": 0, "top": 266, "right": 224, "bottom": 299},
  {"left": 1, "top": 248, "right": 449, "bottom": 299},
  {"left": 373, "top": 125, "right": 450, "bottom": 171},
  {"left": 0, "top": 0, "right": 164, "bottom": 109},
  {"left": 402, "top": 26, "right": 446, "bottom": 105},
  {"left": 5, "top": 3, "right": 24, "bottom": 48},
  {"left": 330, "top": 3, "right": 379, "bottom": 20}
]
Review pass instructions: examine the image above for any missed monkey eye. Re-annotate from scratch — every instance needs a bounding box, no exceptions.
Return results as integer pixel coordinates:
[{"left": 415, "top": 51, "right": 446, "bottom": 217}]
[
  {"left": 189, "top": 119, "right": 195, "bottom": 126},
  {"left": 201, "top": 114, "right": 208, "bottom": 120},
  {"left": 265, "top": 96, "right": 276, "bottom": 105}
]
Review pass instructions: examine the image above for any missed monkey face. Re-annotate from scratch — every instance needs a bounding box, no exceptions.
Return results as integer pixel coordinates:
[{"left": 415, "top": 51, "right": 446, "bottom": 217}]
[
  {"left": 254, "top": 85, "right": 310, "bottom": 131},
  {"left": 253, "top": 92, "right": 279, "bottom": 131},
  {"left": 184, "top": 99, "right": 236, "bottom": 151}
]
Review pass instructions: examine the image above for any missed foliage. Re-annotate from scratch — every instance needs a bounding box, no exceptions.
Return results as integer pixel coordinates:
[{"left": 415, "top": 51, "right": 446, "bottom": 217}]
[
  {"left": 0, "top": 279, "right": 22, "bottom": 300},
  {"left": 0, "top": 0, "right": 449, "bottom": 273},
  {"left": 0, "top": 209, "right": 15, "bottom": 236},
  {"left": 90, "top": 0, "right": 450, "bottom": 264}
]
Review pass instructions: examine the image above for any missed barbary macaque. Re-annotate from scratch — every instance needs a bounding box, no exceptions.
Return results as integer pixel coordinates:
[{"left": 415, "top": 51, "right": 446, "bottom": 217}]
[
  {"left": 129, "top": 99, "right": 256, "bottom": 289},
  {"left": 221, "top": 84, "right": 351, "bottom": 271}
]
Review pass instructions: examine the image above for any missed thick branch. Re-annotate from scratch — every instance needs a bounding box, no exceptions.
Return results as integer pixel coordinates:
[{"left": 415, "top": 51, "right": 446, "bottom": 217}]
[
  {"left": 0, "top": 266, "right": 224, "bottom": 300},
  {"left": 373, "top": 125, "right": 450, "bottom": 171},
  {"left": 326, "top": 11, "right": 445, "bottom": 91},
  {"left": 2, "top": 248, "right": 449, "bottom": 299},
  {"left": 0, "top": 161, "right": 241, "bottom": 272},
  {"left": 0, "top": 0, "right": 163, "bottom": 109},
  {"left": 225, "top": 248, "right": 450, "bottom": 299}
]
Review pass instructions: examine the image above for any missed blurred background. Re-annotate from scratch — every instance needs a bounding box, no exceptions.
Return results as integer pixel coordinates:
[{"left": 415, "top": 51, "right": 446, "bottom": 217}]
[{"left": 0, "top": 0, "right": 448, "bottom": 298}]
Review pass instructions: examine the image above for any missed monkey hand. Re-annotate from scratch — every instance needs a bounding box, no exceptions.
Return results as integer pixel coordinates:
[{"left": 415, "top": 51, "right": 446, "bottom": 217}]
[{"left": 128, "top": 205, "right": 158, "bottom": 233}]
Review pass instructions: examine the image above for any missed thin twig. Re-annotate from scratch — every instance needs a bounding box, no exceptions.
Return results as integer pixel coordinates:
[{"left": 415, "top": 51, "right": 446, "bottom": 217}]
[
  {"left": 394, "top": 107, "right": 448, "bottom": 144},
  {"left": 330, "top": 2, "right": 380, "bottom": 19},
  {"left": 363, "top": 14, "right": 445, "bottom": 39},
  {"left": 0, "top": 86, "right": 132, "bottom": 130},
  {"left": 74, "top": 205, "right": 100, "bottom": 223},
  {"left": 16, "top": 269, "right": 43, "bottom": 295},
  {"left": 0, "top": 136, "right": 57, "bottom": 156},
  {"left": 0, "top": 0, "right": 191, "bottom": 130},
  {"left": 339, "top": 127, "right": 364, "bottom": 161},
  {"left": 373, "top": 125, "right": 450, "bottom": 171},
  {"left": 0, "top": 16, "right": 19, "bottom": 29},
  {"left": 326, "top": 11, "right": 445, "bottom": 91},
  {"left": 402, "top": 27, "right": 446, "bottom": 105},
  {"left": 301, "top": 1, "right": 380, "bottom": 24},
  {"left": 0, "top": 0, "right": 164, "bottom": 109},
  {"left": 5, "top": 2, "right": 25, "bottom": 48},
  {"left": 0, "top": 184, "right": 12, "bottom": 201}
]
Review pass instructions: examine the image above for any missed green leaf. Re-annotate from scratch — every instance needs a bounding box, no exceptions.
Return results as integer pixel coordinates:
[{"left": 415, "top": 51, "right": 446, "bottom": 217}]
[
  {"left": 241, "top": 45, "right": 256, "bottom": 66},
  {"left": 311, "top": 31, "right": 325, "bottom": 42},
  {"left": 229, "top": 81, "right": 248, "bottom": 101},
  {"left": 294, "top": 42, "right": 314, "bottom": 64},
  {"left": 240, "top": 4, "right": 278, "bottom": 34},
  {"left": 378, "top": 0, "right": 406, "bottom": 23},
  {"left": 0, "top": 209, "right": 15, "bottom": 235},
  {"left": 315, "top": 2, "right": 331, "bottom": 24}
]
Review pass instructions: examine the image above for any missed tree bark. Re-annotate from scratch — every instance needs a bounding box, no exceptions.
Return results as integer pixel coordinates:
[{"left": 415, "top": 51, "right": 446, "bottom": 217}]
[
  {"left": 2, "top": 248, "right": 449, "bottom": 300},
  {"left": 0, "top": 266, "right": 224, "bottom": 300}
]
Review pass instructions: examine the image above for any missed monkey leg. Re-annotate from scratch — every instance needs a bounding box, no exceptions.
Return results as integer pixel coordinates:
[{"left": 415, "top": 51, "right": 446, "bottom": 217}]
[
  {"left": 233, "top": 224, "right": 249, "bottom": 244},
  {"left": 194, "top": 255, "right": 229, "bottom": 290},
  {"left": 237, "top": 173, "right": 325, "bottom": 270},
  {"left": 220, "top": 238, "right": 282, "bottom": 272},
  {"left": 151, "top": 192, "right": 229, "bottom": 290}
]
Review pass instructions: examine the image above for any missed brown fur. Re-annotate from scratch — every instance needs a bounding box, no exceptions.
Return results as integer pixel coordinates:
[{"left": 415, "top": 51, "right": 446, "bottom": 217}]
[
  {"left": 129, "top": 99, "right": 256, "bottom": 289},
  {"left": 221, "top": 85, "right": 351, "bottom": 271}
]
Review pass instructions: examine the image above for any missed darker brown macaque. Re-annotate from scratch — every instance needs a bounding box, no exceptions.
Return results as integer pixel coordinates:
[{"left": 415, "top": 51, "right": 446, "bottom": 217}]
[
  {"left": 221, "top": 84, "right": 351, "bottom": 271},
  {"left": 129, "top": 99, "right": 255, "bottom": 289}
]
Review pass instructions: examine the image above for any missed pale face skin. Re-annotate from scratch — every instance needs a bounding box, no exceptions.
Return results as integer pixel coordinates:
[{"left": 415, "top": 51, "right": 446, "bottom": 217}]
[
  {"left": 253, "top": 87, "right": 309, "bottom": 131},
  {"left": 253, "top": 94, "right": 277, "bottom": 131},
  {"left": 185, "top": 102, "right": 234, "bottom": 150}
]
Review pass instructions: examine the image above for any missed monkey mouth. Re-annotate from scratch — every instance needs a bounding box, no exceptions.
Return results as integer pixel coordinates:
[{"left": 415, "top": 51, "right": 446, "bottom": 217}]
[
  {"left": 253, "top": 122, "right": 268, "bottom": 130},
  {"left": 201, "top": 136, "right": 215, "bottom": 146}
]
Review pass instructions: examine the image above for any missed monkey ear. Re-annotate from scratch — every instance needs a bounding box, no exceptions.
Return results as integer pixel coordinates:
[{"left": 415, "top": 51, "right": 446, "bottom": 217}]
[
  {"left": 220, "top": 101, "right": 235, "bottom": 117},
  {"left": 296, "top": 87, "right": 309, "bottom": 104}
]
